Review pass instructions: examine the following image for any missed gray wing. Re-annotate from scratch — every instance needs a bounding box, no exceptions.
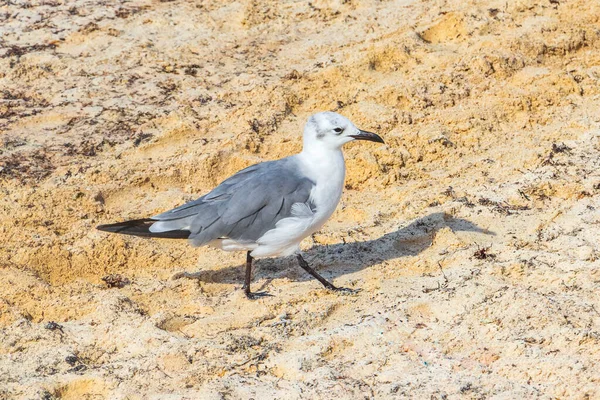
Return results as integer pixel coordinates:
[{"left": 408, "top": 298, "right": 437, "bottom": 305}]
[{"left": 149, "top": 157, "right": 315, "bottom": 246}]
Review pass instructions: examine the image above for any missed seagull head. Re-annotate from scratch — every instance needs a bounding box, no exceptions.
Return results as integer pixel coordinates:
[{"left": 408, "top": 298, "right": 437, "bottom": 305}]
[{"left": 303, "top": 111, "right": 384, "bottom": 151}]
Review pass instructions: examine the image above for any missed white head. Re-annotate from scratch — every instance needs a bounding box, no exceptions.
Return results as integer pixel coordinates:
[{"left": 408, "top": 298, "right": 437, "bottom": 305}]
[{"left": 302, "top": 112, "right": 384, "bottom": 152}]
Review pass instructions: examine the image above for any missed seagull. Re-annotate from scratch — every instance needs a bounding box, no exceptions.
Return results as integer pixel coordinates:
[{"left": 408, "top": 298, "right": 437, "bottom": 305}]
[{"left": 97, "top": 112, "right": 384, "bottom": 299}]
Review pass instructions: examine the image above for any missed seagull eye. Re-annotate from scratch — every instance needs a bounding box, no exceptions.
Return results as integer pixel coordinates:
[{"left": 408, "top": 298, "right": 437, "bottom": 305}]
[{"left": 333, "top": 127, "right": 344, "bottom": 134}]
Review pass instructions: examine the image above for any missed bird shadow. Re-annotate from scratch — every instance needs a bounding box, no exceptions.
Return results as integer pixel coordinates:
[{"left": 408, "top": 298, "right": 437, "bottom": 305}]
[{"left": 173, "top": 212, "right": 494, "bottom": 287}]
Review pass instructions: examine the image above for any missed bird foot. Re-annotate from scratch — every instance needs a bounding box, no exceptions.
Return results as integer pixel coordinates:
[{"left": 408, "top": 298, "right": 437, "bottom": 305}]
[
  {"left": 245, "top": 291, "right": 274, "bottom": 300},
  {"left": 329, "top": 286, "right": 361, "bottom": 295}
]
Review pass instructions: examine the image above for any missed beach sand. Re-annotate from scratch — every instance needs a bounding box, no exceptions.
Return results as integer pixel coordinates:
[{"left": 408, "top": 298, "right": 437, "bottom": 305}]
[{"left": 1, "top": 0, "right": 599, "bottom": 398}]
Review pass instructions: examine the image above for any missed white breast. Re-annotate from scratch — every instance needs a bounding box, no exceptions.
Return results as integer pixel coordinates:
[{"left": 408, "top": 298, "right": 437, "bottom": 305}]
[
  {"left": 248, "top": 149, "right": 346, "bottom": 258},
  {"left": 302, "top": 149, "right": 346, "bottom": 233}
]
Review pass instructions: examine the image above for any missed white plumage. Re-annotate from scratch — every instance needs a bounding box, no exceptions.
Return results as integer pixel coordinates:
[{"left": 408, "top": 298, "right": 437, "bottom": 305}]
[{"left": 97, "top": 111, "right": 384, "bottom": 297}]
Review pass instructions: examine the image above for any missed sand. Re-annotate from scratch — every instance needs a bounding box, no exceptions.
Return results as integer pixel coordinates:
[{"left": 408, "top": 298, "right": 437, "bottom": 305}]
[{"left": 1, "top": 0, "right": 600, "bottom": 398}]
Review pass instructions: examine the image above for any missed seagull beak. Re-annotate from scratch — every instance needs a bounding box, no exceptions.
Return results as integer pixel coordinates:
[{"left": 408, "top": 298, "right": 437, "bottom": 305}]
[{"left": 350, "top": 130, "right": 385, "bottom": 144}]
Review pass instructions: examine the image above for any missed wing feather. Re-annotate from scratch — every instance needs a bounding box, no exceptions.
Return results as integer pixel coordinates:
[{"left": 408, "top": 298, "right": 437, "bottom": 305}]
[{"left": 149, "top": 157, "right": 315, "bottom": 247}]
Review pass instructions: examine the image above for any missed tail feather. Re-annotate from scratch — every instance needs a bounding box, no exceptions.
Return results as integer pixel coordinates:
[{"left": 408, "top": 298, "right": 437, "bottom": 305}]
[{"left": 96, "top": 218, "right": 191, "bottom": 239}]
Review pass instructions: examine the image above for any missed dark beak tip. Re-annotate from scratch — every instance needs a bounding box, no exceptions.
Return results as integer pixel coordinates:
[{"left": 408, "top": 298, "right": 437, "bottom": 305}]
[{"left": 353, "top": 130, "right": 385, "bottom": 144}]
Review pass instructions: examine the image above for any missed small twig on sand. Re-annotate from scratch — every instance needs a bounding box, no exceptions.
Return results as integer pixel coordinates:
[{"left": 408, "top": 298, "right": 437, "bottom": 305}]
[
  {"left": 422, "top": 261, "right": 449, "bottom": 293},
  {"left": 437, "top": 261, "right": 449, "bottom": 285}
]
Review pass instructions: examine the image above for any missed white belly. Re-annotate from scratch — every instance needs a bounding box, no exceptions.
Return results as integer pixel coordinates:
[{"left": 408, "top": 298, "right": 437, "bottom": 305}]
[
  {"left": 255, "top": 150, "right": 345, "bottom": 257},
  {"left": 219, "top": 150, "right": 346, "bottom": 258}
]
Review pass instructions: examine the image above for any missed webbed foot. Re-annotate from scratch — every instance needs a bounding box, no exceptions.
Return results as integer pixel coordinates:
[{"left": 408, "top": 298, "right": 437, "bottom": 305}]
[
  {"left": 245, "top": 290, "right": 274, "bottom": 300},
  {"left": 329, "top": 286, "right": 362, "bottom": 295}
]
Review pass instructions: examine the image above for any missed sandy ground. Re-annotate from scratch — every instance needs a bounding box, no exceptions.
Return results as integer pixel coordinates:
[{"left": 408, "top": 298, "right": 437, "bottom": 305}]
[{"left": 1, "top": 0, "right": 600, "bottom": 398}]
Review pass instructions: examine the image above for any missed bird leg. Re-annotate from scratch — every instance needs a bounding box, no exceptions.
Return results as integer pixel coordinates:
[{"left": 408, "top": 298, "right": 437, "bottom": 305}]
[
  {"left": 243, "top": 251, "right": 272, "bottom": 300},
  {"left": 296, "top": 254, "right": 360, "bottom": 294}
]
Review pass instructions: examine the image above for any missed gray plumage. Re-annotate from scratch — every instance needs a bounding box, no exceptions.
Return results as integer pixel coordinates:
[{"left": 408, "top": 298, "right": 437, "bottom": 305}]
[
  {"left": 96, "top": 111, "right": 385, "bottom": 298},
  {"left": 149, "top": 157, "right": 315, "bottom": 246}
]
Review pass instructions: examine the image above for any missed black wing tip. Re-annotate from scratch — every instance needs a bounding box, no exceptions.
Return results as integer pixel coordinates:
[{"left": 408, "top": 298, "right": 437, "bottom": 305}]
[
  {"left": 96, "top": 218, "right": 154, "bottom": 232},
  {"left": 96, "top": 219, "right": 191, "bottom": 239},
  {"left": 96, "top": 224, "right": 116, "bottom": 233},
  {"left": 96, "top": 223, "right": 130, "bottom": 233}
]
